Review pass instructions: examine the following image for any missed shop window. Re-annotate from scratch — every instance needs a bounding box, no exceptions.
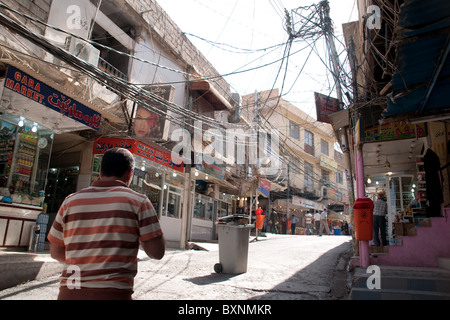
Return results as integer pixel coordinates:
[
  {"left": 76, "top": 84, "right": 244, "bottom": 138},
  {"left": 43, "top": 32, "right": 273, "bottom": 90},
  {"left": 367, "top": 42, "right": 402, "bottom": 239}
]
[
  {"left": 0, "top": 119, "right": 53, "bottom": 207},
  {"left": 164, "top": 186, "right": 181, "bottom": 219},
  {"left": 142, "top": 171, "right": 162, "bottom": 217},
  {"left": 221, "top": 201, "right": 228, "bottom": 217},
  {"left": 194, "top": 195, "right": 213, "bottom": 221}
]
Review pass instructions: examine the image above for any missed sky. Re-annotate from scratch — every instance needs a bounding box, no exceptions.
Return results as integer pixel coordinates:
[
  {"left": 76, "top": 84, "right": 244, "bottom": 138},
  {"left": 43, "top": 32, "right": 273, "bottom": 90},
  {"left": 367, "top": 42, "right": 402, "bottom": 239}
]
[{"left": 156, "top": 0, "right": 359, "bottom": 119}]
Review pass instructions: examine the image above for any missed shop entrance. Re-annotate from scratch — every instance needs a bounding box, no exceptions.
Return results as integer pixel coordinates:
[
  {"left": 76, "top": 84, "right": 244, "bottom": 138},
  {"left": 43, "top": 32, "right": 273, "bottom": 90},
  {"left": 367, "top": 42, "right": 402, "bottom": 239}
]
[{"left": 45, "top": 166, "right": 79, "bottom": 237}]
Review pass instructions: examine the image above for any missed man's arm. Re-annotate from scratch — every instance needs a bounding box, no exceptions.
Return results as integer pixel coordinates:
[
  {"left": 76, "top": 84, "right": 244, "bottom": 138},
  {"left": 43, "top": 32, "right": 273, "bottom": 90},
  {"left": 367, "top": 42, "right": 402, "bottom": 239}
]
[
  {"left": 50, "top": 243, "right": 66, "bottom": 263},
  {"left": 141, "top": 235, "right": 165, "bottom": 260}
]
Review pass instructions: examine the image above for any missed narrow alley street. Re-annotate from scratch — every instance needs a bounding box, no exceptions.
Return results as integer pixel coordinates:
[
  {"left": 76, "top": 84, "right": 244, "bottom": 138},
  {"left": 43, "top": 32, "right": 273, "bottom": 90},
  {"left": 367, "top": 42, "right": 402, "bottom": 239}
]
[{"left": 0, "top": 234, "right": 353, "bottom": 301}]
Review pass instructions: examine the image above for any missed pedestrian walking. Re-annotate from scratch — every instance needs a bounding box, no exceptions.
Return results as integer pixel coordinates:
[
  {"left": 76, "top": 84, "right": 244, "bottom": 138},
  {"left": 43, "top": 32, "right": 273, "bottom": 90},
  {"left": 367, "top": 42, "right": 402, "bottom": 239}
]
[
  {"left": 314, "top": 211, "right": 321, "bottom": 235},
  {"left": 270, "top": 209, "right": 279, "bottom": 234},
  {"left": 373, "top": 191, "right": 388, "bottom": 246},
  {"left": 291, "top": 215, "right": 299, "bottom": 235},
  {"left": 342, "top": 221, "right": 349, "bottom": 235},
  {"left": 305, "top": 214, "right": 312, "bottom": 235},
  {"left": 48, "top": 148, "right": 165, "bottom": 300},
  {"left": 281, "top": 215, "right": 287, "bottom": 234},
  {"left": 319, "top": 208, "right": 332, "bottom": 236}
]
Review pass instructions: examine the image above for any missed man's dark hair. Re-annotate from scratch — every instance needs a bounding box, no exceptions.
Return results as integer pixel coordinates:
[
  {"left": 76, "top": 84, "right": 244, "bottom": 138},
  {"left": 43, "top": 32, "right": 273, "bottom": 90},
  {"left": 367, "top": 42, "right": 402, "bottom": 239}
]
[{"left": 101, "top": 148, "right": 135, "bottom": 177}]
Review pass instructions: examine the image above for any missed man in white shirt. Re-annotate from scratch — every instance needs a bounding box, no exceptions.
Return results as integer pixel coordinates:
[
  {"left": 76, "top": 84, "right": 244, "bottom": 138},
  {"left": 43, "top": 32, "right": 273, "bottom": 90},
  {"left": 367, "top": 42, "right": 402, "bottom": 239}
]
[
  {"left": 319, "top": 208, "right": 333, "bottom": 236},
  {"left": 305, "top": 215, "right": 312, "bottom": 235},
  {"left": 313, "top": 211, "right": 321, "bottom": 235}
]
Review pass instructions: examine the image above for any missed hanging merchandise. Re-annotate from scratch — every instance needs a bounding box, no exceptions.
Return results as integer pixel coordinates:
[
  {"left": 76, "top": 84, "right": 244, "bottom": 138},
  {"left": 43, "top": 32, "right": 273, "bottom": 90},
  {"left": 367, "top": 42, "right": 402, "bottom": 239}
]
[{"left": 424, "top": 148, "right": 444, "bottom": 217}]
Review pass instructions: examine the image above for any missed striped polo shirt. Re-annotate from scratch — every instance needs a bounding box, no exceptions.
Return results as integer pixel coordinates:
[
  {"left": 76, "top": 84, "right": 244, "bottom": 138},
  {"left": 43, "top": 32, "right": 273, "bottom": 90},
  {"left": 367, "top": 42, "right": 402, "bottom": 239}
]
[{"left": 48, "top": 180, "right": 163, "bottom": 294}]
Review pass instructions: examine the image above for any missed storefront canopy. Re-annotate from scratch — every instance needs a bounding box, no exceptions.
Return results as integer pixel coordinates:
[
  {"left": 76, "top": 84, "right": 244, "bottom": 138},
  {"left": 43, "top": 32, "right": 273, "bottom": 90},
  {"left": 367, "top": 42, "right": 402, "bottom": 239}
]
[{"left": 385, "top": 0, "right": 450, "bottom": 118}]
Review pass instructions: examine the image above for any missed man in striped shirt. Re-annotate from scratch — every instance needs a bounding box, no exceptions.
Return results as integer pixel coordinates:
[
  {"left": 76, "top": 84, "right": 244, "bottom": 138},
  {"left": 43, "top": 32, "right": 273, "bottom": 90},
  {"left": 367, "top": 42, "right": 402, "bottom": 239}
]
[{"left": 48, "top": 148, "right": 165, "bottom": 300}]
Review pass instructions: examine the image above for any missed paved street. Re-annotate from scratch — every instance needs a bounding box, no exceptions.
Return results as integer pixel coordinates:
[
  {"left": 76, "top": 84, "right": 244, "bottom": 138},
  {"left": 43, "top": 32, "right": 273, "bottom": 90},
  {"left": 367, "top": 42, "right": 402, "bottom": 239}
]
[{"left": 0, "top": 234, "right": 353, "bottom": 300}]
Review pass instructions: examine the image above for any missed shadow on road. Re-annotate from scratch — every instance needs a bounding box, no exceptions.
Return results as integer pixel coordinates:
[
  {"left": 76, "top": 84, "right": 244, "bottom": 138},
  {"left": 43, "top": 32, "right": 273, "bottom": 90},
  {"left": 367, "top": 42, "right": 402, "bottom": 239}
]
[
  {"left": 184, "top": 272, "right": 238, "bottom": 285},
  {"left": 249, "top": 239, "right": 353, "bottom": 300}
]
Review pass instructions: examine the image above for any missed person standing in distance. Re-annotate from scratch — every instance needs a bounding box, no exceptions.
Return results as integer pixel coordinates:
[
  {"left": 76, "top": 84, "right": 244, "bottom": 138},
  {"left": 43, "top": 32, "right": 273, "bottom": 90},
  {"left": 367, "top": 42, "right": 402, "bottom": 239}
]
[
  {"left": 314, "top": 210, "right": 321, "bottom": 235},
  {"left": 291, "top": 214, "right": 299, "bottom": 235},
  {"left": 48, "top": 148, "right": 165, "bottom": 300},
  {"left": 372, "top": 191, "right": 388, "bottom": 246},
  {"left": 319, "top": 208, "right": 333, "bottom": 236}
]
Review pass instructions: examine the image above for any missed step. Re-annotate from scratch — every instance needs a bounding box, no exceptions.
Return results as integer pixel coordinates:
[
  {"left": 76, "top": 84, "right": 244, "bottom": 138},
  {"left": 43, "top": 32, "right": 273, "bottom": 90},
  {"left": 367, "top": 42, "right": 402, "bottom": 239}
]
[
  {"left": 439, "top": 257, "right": 450, "bottom": 270},
  {"left": 353, "top": 265, "right": 450, "bottom": 281},
  {"left": 352, "top": 274, "right": 450, "bottom": 293},
  {"left": 369, "top": 246, "right": 389, "bottom": 255},
  {"left": 350, "top": 287, "right": 450, "bottom": 300},
  {"left": 350, "top": 266, "right": 450, "bottom": 300}
]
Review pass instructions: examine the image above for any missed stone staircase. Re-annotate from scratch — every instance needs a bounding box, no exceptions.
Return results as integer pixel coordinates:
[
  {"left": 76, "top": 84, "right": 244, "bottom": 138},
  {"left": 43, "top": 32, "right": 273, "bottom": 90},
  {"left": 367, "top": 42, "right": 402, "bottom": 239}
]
[
  {"left": 349, "top": 214, "right": 450, "bottom": 300},
  {"left": 349, "top": 266, "right": 450, "bottom": 300},
  {"left": 369, "top": 216, "right": 450, "bottom": 268}
]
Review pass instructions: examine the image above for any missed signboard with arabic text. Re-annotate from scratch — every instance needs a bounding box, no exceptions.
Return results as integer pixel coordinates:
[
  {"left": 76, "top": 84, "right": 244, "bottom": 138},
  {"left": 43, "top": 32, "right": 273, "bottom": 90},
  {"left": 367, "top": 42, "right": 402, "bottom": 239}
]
[
  {"left": 292, "top": 196, "right": 325, "bottom": 211},
  {"left": 93, "top": 137, "right": 184, "bottom": 173},
  {"left": 4, "top": 66, "right": 101, "bottom": 130},
  {"left": 364, "top": 121, "right": 426, "bottom": 143}
]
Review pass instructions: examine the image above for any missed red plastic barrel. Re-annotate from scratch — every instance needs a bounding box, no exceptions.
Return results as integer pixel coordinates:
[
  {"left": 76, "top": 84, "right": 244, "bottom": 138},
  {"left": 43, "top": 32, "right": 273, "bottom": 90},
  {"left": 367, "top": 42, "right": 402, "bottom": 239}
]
[{"left": 353, "top": 198, "right": 374, "bottom": 241}]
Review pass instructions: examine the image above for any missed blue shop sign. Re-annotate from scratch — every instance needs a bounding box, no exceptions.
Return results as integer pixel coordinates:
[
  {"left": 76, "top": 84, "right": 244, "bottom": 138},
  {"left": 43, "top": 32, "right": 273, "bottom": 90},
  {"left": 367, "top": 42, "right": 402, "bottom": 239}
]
[{"left": 4, "top": 66, "right": 101, "bottom": 130}]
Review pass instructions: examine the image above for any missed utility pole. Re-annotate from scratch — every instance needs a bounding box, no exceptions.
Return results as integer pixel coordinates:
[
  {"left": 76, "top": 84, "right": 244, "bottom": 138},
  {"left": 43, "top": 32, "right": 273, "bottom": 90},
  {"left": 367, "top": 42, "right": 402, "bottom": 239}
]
[
  {"left": 321, "top": 1, "right": 365, "bottom": 264},
  {"left": 285, "top": 1, "right": 359, "bottom": 256},
  {"left": 287, "top": 161, "right": 290, "bottom": 226}
]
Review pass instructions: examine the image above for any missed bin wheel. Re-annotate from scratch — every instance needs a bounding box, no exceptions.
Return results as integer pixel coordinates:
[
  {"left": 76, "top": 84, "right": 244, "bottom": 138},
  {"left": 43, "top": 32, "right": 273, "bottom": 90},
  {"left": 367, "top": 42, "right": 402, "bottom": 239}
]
[{"left": 214, "top": 263, "right": 223, "bottom": 273}]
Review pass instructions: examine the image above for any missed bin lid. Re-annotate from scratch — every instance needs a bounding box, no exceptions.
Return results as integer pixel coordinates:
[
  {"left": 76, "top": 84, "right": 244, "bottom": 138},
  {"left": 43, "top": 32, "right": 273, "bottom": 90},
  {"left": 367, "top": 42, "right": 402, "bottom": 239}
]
[
  {"left": 217, "top": 214, "right": 250, "bottom": 225},
  {"left": 353, "top": 197, "right": 374, "bottom": 210}
]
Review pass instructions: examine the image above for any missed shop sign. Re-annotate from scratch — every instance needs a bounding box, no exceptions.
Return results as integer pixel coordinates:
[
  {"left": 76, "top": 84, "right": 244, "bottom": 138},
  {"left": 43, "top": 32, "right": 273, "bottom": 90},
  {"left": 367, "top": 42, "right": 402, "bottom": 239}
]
[
  {"left": 292, "top": 196, "right": 325, "bottom": 210},
  {"left": 4, "top": 66, "right": 101, "bottom": 130},
  {"left": 315, "top": 92, "right": 340, "bottom": 124},
  {"left": 319, "top": 155, "right": 338, "bottom": 171},
  {"left": 327, "top": 187, "right": 343, "bottom": 202},
  {"left": 364, "top": 121, "right": 426, "bottom": 143},
  {"left": 257, "top": 178, "right": 271, "bottom": 197},
  {"left": 196, "top": 161, "right": 226, "bottom": 180},
  {"left": 93, "top": 137, "right": 184, "bottom": 173}
]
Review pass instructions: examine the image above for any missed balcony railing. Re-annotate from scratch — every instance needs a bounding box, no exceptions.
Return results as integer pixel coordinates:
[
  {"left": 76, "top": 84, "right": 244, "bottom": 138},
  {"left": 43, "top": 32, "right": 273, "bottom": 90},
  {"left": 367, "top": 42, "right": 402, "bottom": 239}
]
[{"left": 98, "top": 57, "right": 128, "bottom": 81}]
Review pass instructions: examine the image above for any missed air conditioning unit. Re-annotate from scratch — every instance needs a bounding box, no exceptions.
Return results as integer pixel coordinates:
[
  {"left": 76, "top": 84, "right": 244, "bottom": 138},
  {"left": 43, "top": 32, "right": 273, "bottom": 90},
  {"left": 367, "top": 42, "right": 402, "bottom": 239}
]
[{"left": 65, "top": 36, "right": 100, "bottom": 66}]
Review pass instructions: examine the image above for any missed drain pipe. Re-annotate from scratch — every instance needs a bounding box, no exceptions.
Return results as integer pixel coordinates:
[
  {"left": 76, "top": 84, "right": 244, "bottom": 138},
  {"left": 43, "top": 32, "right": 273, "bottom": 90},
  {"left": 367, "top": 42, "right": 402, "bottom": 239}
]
[{"left": 317, "top": 186, "right": 328, "bottom": 202}]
